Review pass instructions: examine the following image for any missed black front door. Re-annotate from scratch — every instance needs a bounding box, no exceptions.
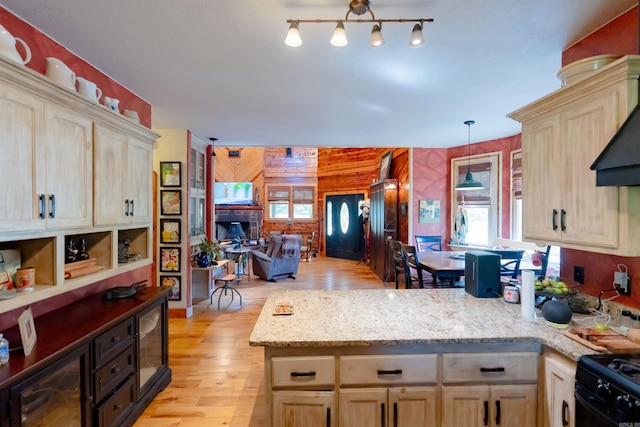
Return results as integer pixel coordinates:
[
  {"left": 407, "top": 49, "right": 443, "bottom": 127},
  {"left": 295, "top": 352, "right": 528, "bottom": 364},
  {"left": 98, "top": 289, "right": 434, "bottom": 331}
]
[{"left": 325, "top": 194, "right": 364, "bottom": 261}]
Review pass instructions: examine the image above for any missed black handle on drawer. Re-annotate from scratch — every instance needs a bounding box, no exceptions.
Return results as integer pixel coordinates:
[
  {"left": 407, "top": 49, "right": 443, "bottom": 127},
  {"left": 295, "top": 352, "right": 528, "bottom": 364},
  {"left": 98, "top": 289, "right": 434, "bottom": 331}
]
[
  {"left": 483, "top": 401, "right": 489, "bottom": 426},
  {"left": 562, "top": 400, "right": 569, "bottom": 427},
  {"left": 290, "top": 371, "right": 316, "bottom": 377},
  {"left": 552, "top": 209, "right": 558, "bottom": 230},
  {"left": 381, "top": 403, "right": 385, "bottom": 427},
  {"left": 496, "top": 400, "right": 501, "bottom": 425},
  {"left": 561, "top": 209, "right": 567, "bottom": 231},
  {"left": 480, "top": 367, "right": 505, "bottom": 373},
  {"left": 39, "top": 194, "right": 45, "bottom": 219},
  {"left": 326, "top": 408, "right": 331, "bottom": 427},
  {"left": 393, "top": 402, "right": 398, "bottom": 427},
  {"left": 377, "top": 369, "right": 402, "bottom": 375},
  {"left": 49, "top": 194, "right": 55, "bottom": 218}
]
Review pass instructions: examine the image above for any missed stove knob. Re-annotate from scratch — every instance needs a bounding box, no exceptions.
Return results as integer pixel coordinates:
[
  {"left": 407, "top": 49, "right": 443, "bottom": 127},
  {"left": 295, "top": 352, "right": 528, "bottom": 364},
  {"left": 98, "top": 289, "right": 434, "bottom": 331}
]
[
  {"left": 616, "top": 395, "right": 634, "bottom": 413},
  {"left": 596, "top": 382, "right": 611, "bottom": 399}
]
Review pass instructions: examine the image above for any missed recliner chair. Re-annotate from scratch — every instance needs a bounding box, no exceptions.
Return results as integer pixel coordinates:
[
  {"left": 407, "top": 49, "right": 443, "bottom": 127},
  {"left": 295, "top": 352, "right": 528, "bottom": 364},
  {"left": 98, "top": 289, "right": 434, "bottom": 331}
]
[{"left": 251, "top": 234, "right": 302, "bottom": 281}]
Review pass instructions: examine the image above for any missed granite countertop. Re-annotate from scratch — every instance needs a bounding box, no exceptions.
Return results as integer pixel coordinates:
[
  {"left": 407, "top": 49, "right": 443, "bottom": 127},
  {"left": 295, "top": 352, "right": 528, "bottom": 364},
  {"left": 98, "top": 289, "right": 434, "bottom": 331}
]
[{"left": 249, "top": 289, "right": 601, "bottom": 361}]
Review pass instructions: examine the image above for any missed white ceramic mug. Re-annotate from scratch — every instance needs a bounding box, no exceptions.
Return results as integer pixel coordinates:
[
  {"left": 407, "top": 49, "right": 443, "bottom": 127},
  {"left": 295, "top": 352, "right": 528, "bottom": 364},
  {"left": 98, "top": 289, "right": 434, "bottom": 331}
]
[
  {"left": 45, "top": 57, "right": 76, "bottom": 91},
  {"left": 76, "top": 77, "right": 102, "bottom": 103}
]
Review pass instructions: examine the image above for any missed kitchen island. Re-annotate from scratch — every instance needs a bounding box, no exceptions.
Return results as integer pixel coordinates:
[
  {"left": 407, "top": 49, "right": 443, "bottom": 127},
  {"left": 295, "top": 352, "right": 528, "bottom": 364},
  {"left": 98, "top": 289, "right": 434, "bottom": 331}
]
[{"left": 249, "top": 289, "right": 594, "bottom": 427}]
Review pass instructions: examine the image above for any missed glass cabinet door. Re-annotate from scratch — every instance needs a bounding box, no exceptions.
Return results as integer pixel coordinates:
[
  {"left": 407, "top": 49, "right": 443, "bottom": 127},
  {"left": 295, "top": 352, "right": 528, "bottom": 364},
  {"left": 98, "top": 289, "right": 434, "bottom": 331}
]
[
  {"left": 138, "top": 302, "right": 166, "bottom": 395},
  {"left": 10, "top": 346, "right": 89, "bottom": 427}
]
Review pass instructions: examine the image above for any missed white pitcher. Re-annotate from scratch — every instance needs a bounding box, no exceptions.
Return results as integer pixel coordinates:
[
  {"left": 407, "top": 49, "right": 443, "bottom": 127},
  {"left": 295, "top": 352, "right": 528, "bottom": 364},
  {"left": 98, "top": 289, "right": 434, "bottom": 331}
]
[
  {"left": 45, "top": 57, "right": 76, "bottom": 91},
  {"left": 0, "top": 24, "right": 31, "bottom": 65},
  {"left": 76, "top": 77, "right": 102, "bottom": 103}
]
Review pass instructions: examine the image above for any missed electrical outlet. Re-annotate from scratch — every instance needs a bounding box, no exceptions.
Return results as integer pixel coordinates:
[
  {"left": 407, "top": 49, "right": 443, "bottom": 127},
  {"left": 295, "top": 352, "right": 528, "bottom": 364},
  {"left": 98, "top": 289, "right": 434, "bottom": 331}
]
[
  {"left": 615, "top": 271, "right": 631, "bottom": 296},
  {"left": 574, "top": 266, "right": 585, "bottom": 284}
]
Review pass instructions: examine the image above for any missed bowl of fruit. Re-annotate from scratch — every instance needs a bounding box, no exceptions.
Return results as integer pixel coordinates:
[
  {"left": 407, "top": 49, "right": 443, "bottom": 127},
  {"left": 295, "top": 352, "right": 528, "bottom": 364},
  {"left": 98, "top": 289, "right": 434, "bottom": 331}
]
[{"left": 534, "top": 276, "right": 575, "bottom": 297}]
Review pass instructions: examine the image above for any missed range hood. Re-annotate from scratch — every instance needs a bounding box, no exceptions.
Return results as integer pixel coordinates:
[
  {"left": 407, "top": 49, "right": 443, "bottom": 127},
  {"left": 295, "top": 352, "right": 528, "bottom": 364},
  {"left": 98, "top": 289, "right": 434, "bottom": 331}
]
[{"left": 590, "top": 101, "right": 640, "bottom": 186}]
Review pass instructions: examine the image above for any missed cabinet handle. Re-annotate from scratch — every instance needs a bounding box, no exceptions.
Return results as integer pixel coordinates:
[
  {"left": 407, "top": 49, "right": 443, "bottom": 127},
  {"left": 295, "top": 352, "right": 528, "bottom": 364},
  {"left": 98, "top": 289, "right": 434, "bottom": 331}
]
[
  {"left": 483, "top": 401, "right": 489, "bottom": 426},
  {"left": 561, "top": 209, "right": 567, "bottom": 231},
  {"left": 112, "top": 336, "right": 120, "bottom": 343},
  {"left": 130, "top": 199, "right": 134, "bottom": 216},
  {"left": 114, "top": 403, "right": 122, "bottom": 410},
  {"left": 39, "top": 194, "right": 45, "bottom": 219},
  {"left": 496, "top": 400, "right": 501, "bottom": 425},
  {"left": 562, "top": 400, "right": 569, "bottom": 427},
  {"left": 125, "top": 199, "right": 130, "bottom": 216},
  {"left": 377, "top": 369, "right": 402, "bottom": 375},
  {"left": 326, "top": 407, "right": 331, "bottom": 427},
  {"left": 393, "top": 402, "right": 398, "bottom": 427},
  {"left": 552, "top": 209, "right": 558, "bottom": 230},
  {"left": 381, "top": 402, "right": 385, "bottom": 427},
  {"left": 112, "top": 366, "right": 120, "bottom": 374},
  {"left": 290, "top": 371, "right": 316, "bottom": 377},
  {"left": 49, "top": 194, "right": 55, "bottom": 218},
  {"left": 480, "top": 367, "right": 505, "bottom": 373}
]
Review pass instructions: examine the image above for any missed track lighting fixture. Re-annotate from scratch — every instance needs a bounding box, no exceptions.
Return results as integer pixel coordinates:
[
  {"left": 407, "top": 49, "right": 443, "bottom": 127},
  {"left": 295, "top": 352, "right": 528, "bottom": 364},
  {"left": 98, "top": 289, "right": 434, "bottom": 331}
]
[{"left": 285, "top": 0, "right": 433, "bottom": 48}]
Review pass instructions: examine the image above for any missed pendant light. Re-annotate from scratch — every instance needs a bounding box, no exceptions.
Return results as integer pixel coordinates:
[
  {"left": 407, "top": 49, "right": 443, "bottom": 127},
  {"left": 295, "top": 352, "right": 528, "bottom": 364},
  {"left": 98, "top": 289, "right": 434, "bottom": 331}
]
[
  {"left": 330, "top": 21, "right": 348, "bottom": 47},
  {"left": 455, "top": 120, "right": 483, "bottom": 191}
]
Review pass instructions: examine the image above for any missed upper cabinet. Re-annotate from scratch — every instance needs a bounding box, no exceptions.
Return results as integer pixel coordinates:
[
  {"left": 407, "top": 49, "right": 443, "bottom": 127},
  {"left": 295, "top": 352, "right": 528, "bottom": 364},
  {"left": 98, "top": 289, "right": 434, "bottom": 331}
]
[{"left": 509, "top": 56, "right": 640, "bottom": 256}]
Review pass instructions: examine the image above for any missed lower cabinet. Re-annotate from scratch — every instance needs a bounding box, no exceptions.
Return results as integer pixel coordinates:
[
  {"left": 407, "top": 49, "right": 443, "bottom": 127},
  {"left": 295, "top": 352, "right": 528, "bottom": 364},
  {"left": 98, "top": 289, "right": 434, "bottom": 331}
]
[
  {"left": 272, "top": 391, "right": 335, "bottom": 427},
  {"left": 543, "top": 353, "right": 576, "bottom": 427}
]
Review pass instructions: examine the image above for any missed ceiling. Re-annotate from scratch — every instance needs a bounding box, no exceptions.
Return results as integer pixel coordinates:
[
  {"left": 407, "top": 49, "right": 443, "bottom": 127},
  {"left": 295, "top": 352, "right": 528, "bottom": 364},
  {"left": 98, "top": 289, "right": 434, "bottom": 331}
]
[{"left": 0, "top": 0, "right": 635, "bottom": 148}]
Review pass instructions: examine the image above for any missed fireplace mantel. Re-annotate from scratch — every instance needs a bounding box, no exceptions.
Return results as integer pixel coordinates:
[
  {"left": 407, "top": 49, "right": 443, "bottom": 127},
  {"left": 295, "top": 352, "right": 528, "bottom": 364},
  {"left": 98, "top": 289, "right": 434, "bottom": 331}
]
[{"left": 215, "top": 205, "right": 263, "bottom": 240}]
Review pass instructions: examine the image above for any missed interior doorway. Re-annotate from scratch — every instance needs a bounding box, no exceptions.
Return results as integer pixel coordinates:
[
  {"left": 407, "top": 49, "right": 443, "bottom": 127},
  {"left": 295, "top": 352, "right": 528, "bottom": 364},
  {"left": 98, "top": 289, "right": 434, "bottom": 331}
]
[{"left": 325, "top": 193, "right": 365, "bottom": 261}]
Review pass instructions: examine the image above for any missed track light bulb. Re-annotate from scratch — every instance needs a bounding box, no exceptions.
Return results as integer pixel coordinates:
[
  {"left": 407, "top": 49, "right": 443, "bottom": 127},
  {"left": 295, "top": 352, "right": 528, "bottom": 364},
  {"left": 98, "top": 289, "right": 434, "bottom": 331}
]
[
  {"left": 409, "top": 23, "right": 425, "bottom": 47},
  {"left": 370, "top": 24, "right": 385, "bottom": 47},
  {"left": 285, "top": 21, "right": 302, "bottom": 47},
  {"left": 330, "top": 21, "right": 348, "bottom": 47}
]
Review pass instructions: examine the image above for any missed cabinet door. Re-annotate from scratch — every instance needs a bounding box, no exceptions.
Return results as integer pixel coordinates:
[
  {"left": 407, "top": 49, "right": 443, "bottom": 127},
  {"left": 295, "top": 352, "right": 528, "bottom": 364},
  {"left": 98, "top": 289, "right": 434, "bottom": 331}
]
[
  {"left": 521, "top": 115, "right": 562, "bottom": 243},
  {"left": 44, "top": 104, "right": 93, "bottom": 229},
  {"left": 94, "top": 123, "right": 129, "bottom": 226},
  {"left": 339, "top": 388, "right": 386, "bottom": 427},
  {"left": 126, "top": 136, "right": 152, "bottom": 224},
  {"left": 441, "top": 385, "right": 489, "bottom": 427},
  {"left": 389, "top": 386, "right": 438, "bottom": 427},
  {"left": 0, "top": 82, "right": 45, "bottom": 233},
  {"left": 272, "top": 390, "right": 334, "bottom": 427},
  {"left": 490, "top": 384, "right": 537, "bottom": 427},
  {"left": 544, "top": 356, "right": 576, "bottom": 427},
  {"left": 560, "top": 89, "right": 619, "bottom": 248}
]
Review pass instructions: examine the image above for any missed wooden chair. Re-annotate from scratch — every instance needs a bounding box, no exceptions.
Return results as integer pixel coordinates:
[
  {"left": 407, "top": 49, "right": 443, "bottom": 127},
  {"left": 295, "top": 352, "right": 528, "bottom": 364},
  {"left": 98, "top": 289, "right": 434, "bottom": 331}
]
[
  {"left": 300, "top": 231, "right": 317, "bottom": 262},
  {"left": 388, "top": 240, "right": 406, "bottom": 289},
  {"left": 414, "top": 235, "right": 442, "bottom": 252},
  {"left": 400, "top": 243, "right": 425, "bottom": 289},
  {"left": 486, "top": 249, "right": 525, "bottom": 279},
  {"left": 492, "top": 238, "right": 551, "bottom": 279}
]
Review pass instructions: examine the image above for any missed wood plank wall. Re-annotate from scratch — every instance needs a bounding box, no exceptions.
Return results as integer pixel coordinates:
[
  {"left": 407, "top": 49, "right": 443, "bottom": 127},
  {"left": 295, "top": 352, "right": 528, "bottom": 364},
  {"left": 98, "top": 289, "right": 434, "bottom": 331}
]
[{"left": 214, "top": 147, "right": 409, "bottom": 254}]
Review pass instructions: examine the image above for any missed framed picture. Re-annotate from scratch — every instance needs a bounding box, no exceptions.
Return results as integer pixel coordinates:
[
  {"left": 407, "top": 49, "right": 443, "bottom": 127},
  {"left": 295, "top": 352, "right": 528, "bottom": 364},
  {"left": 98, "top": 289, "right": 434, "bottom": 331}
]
[
  {"left": 160, "top": 247, "right": 181, "bottom": 272},
  {"left": 160, "top": 190, "right": 182, "bottom": 215},
  {"left": 161, "top": 275, "right": 181, "bottom": 300},
  {"left": 18, "top": 307, "right": 37, "bottom": 356},
  {"left": 160, "top": 161, "right": 181, "bottom": 187},
  {"left": 160, "top": 218, "right": 181, "bottom": 243},
  {"left": 378, "top": 150, "right": 393, "bottom": 181}
]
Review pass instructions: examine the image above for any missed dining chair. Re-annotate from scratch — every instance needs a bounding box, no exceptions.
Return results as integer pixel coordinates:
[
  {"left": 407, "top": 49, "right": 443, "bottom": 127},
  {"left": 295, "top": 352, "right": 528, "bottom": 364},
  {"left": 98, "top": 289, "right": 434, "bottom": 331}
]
[
  {"left": 400, "top": 243, "right": 425, "bottom": 289},
  {"left": 414, "top": 235, "right": 442, "bottom": 252},
  {"left": 486, "top": 249, "right": 525, "bottom": 279},
  {"left": 388, "top": 240, "right": 407, "bottom": 289}
]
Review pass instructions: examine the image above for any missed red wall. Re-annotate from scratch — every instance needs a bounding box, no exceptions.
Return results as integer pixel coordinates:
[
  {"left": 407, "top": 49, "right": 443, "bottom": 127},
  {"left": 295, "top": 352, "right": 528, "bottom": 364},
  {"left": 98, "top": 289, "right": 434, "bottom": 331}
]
[{"left": 0, "top": 7, "right": 151, "bottom": 127}]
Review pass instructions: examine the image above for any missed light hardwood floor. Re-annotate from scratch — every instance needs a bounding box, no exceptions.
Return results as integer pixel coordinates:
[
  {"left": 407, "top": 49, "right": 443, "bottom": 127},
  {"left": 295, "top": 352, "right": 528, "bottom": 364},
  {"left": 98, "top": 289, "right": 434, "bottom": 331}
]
[{"left": 134, "top": 255, "right": 387, "bottom": 427}]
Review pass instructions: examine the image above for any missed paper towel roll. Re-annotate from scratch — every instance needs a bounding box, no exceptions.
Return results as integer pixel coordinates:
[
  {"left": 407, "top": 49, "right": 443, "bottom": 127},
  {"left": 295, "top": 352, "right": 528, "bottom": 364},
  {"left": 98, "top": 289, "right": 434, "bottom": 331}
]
[{"left": 521, "top": 270, "right": 535, "bottom": 318}]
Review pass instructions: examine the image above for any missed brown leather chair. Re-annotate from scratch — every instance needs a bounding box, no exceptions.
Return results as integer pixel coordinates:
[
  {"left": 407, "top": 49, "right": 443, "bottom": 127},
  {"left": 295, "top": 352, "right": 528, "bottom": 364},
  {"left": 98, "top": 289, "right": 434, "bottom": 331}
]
[{"left": 251, "top": 234, "right": 302, "bottom": 281}]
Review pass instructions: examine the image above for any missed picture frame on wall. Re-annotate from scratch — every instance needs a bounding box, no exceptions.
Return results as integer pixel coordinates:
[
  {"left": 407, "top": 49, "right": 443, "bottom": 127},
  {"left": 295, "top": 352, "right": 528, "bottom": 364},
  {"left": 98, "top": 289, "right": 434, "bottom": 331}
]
[
  {"left": 160, "top": 218, "right": 181, "bottom": 243},
  {"left": 161, "top": 275, "right": 181, "bottom": 300},
  {"left": 160, "top": 247, "right": 181, "bottom": 272},
  {"left": 160, "top": 190, "right": 182, "bottom": 215},
  {"left": 160, "top": 161, "right": 181, "bottom": 187},
  {"left": 378, "top": 150, "right": 392, "bottom": 181}
]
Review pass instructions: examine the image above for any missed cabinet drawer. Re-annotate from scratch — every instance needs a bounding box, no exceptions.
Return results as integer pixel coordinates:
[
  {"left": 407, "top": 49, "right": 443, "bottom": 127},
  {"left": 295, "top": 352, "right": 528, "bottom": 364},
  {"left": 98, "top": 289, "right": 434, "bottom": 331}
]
[
  {"left": 442, "top": 352, "right": 538, "bottom": 384},
  {"left": 94, "top": 318, "right": 135, "bottom": 368},
  {"left": 95, "top": 375, "right": 135, "bottom": 427},
  {"left": 272, "top": 356, "right": 335, "bottom": 388},
  {"left": 340, "top": 354, "right": 438, "bottom": 386},
  {"left": 94, "top": 346, "right": 135, "bottom": 403}
]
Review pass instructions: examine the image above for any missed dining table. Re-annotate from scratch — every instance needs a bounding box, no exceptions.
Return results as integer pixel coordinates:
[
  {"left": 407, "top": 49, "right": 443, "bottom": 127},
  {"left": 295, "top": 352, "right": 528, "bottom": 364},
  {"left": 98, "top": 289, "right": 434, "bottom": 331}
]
[{"left": 417, "top": 250, "right": 467, "bottom": 286}]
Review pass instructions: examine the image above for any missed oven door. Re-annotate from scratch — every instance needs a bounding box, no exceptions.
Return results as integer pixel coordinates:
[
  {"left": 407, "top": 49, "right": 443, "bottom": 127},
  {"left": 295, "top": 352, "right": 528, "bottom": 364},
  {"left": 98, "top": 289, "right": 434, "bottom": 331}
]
[{"left": 575, "top": 384, "right": 624, "bottom": 427}]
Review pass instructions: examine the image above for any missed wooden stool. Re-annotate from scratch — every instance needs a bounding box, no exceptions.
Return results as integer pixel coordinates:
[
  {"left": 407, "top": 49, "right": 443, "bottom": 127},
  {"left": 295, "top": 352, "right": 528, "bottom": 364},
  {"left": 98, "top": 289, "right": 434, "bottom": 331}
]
[{"left": 209, "top": 273, "right": 241, "bottom": 309}]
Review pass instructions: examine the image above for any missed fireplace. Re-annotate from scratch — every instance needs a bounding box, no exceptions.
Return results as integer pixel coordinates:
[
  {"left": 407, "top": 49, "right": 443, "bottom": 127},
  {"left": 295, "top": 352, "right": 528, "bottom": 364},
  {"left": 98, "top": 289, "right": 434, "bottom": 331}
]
[{"left": 215, "top": 206, "right": 263, "bottom": 240}]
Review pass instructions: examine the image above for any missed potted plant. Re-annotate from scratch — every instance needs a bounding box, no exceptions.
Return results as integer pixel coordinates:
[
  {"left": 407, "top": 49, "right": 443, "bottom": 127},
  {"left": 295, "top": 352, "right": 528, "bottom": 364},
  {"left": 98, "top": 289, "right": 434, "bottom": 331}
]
[{"left": 197, "top": 236, "right": 222, "bottom": 267}]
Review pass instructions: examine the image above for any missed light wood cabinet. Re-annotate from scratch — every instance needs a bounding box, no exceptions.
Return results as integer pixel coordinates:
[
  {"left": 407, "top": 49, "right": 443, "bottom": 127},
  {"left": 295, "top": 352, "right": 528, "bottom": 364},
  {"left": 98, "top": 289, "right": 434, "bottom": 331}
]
[
  {"left": 94, "top": 124, "right": 153, "bottom": 226},
  {"left": 543, "top": 353, "right": 576, "bottom": 427},
  {"left": 272, "top": 390, "right": 335, "bottom": 427},
  {"left": 509, "top": 56, "right": 640, "bottom": 255}
]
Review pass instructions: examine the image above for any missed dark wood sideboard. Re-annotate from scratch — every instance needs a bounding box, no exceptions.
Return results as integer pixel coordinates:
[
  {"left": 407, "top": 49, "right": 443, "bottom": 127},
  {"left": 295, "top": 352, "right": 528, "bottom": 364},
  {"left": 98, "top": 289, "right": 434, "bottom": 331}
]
[{"left": 0, "top": 286, "right": 172, "bottom": 426}]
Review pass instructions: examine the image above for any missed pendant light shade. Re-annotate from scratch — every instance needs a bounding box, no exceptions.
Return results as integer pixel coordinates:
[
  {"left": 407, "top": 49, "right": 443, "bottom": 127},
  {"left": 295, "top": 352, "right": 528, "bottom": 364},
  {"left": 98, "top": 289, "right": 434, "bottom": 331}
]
[
  {"left": 285, "top": 21, "right": 302, "bottom": 47},
  {"left": 455, "top": 120, "right": 484, "bottom": 191},
  {"left": 370, "top": 24, "right": 385, "bottom": 47},
  {"left": 409, "top": 23, "right": 425, "bottom": 47},
  {"left": 330, "top": 21, "right": 348, "bottom": 47}
]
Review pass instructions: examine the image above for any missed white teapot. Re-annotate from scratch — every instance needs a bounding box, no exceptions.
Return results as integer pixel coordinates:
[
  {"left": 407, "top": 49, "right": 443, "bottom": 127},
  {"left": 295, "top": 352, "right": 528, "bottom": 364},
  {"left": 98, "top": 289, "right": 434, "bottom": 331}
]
[
  {"left": 45, "top": 57, "right": 76, "bottom": 91},
  {"left": 0, "top": 24, "right": 31, "bottom": 65}
]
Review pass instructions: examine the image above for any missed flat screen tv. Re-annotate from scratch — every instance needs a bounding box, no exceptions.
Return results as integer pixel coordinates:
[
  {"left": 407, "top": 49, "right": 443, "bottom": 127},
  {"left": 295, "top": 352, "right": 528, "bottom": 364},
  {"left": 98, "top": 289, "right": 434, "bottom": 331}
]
[{"left": 214, "top": 182, "right": 253, "bottom": 205}]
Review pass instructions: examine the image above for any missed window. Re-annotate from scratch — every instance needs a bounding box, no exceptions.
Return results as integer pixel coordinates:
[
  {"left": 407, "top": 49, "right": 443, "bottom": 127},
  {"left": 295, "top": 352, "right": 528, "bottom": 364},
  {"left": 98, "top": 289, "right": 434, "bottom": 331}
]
[
  {"left": 510, "top": 150, "right": 522, "bottom": 241},
  {"left": 451, "top": 152, "right": 501, "bottom": 246},
  {"left": 267, "top": 185, "right": 316, "bottom": 220}
]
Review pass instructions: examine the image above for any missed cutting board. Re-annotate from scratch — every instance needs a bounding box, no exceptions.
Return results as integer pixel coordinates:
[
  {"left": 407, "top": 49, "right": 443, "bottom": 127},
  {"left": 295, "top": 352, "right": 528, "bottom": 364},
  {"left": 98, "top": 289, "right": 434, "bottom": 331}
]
[
  {"left": 601, "top": 339, "right": 640, "bottom": 354},
  {"left": 565, "top": 327, "right": 640, "bottom": 353}
]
